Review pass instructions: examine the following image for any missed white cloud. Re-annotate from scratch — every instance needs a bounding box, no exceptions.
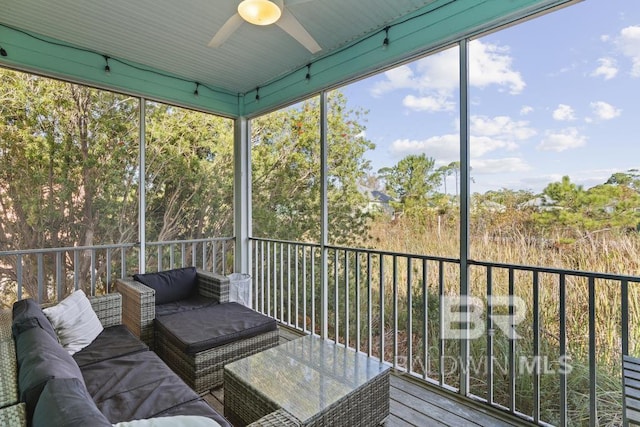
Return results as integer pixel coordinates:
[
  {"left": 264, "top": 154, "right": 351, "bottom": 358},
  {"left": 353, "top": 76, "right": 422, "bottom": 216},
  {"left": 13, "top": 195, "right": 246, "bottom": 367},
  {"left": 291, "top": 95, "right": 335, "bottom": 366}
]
[
  {"left": 468, "top": 40, "right": 525, "bottom": 94},
  {"left": 590, "top": 101, "right": 622, "bottom": 120},
  {"left": 572, "top": 168, "right": 621, "bottom": 189},
  {"left": 471, "top": 158, "right": 532, "bottom": 174},
  {"left": 591, "top": 57, "right": 618, "bottom": 80},
  {"left": 471, "top": 136, "right": 518, "bottom": 156},
  {"left": 552, "top": 104, "right": 576, "bottom": 121},
  {"left": 616, "top": 26, "right": 640, "bottom": 77},
  {"left": 370, "top": 66, "right": 415, "bottom": 97},
  {"left": 369, "top": 39, "right": 525, "bottom": 102},
  {"left": 389, "top": 135, "right": 459, "bottom": 161},
  {"left": 471, "top": 115, "right": 536, "bottom": 141},
  {"left": 414, "top": 50, "right": 460, "bottom": 94},
  {"left": 521, "top": 174, "right": 565, "bottom": 188},
  {"left": 388, "top": 114, "right": 535, "bottom": 161},
  {"left": 537, "top": 128, "right": 587, "bottom": 152},
  {"left": 402, "top": 95, "right": 455, "bottom": 112},
  {"left": 520, "top": 106, "right": 533, "bottom": 115}
]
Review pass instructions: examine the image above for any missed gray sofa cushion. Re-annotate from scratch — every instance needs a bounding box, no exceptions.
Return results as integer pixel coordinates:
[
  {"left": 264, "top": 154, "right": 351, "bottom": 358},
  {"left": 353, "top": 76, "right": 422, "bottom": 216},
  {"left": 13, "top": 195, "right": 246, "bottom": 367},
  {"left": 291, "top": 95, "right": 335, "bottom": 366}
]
[
  {"left": 12, "top": 298, "right": 57, "bottom": 340},
  {"left": 72, "top": 325, "right": 148, "bottom": 368},
  {"left": 32, "top": 377, "right": 111, "bottom": 427},
  {"left": 155, "top": 302, "right": 277, "bottom": 355},
  {"left": 15, "top": 325, "right": 85, "bottom": 423},
  {"left": 133, "top": 267, "right": 197, "bottom": 305},
  {"left": 81, "top": 350, "right": 209, "bottom": 423}
]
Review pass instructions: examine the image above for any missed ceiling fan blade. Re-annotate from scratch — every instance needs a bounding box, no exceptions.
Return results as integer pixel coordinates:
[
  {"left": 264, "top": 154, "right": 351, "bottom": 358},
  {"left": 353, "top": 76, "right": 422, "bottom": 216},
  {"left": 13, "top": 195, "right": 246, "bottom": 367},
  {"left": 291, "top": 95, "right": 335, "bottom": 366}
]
[
  {"left": 208, "top": 13, "right": 244, "bottom": 47},
  {"left": 285, "top": 0, "right": 314, "bottom": 6},
  {"left": 276, "top": 8, "right": 321, "bottom": 54}
]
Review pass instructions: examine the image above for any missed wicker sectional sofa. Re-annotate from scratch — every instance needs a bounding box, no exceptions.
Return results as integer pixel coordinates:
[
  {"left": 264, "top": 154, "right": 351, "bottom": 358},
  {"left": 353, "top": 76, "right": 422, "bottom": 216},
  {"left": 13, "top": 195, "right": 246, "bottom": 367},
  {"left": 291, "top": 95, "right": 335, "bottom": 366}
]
[
  {"left": 1, "top": 292, "right": 232, "bottom": 427},
  {"left": 116, "top": 268, "right": 279, "bottom": 394}
]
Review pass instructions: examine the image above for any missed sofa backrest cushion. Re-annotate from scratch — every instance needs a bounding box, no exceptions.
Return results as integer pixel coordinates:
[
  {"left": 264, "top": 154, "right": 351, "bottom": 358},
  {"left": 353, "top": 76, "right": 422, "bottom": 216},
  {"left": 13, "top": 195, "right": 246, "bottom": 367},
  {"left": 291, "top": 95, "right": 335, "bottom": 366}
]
[
  {"left": 133, "top": 267, "right": 198, "bottom": 305},
  {"left": 32, "top": 377, "right": 111, "bottom": 427},
  {"left": 11, "top": 298, "right": 57, "bottom": 341},
  {"left": 43, "top": 290, "right": 104, "bottom": 355},
  {"left": 15, "top": 325, "right": 85, "bottom": 423}
]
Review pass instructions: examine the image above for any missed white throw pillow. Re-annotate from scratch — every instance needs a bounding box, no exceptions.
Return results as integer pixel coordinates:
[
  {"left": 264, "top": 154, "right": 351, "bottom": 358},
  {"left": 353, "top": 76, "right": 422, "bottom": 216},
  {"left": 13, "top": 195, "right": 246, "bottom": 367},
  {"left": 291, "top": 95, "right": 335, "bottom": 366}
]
[
  {"left": 113, "top": 416, "right": 221, "bottom": 427},
  {"left": 43, "top": 289, "right": 104, "bottom": 355}
]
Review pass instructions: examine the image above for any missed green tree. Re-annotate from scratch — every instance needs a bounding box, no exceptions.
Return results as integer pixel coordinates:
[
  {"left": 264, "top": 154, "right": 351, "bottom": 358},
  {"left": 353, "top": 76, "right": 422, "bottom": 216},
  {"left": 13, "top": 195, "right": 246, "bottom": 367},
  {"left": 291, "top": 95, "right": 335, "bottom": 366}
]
[
  {"left": 534, "top": 175, "right": 640, "bottom": 232},
  {"left": 144, "top": 103, "right": 234, "bottom": 243},
  {"left": 606, "top": 169, "right": 640, "bottom": 192},
  {"left": 437, "top": 161, "right": 461, "bottom": 197},
  {"left": 0, "top": 70, "right": 236, "bottom": 301},
  {"left": 534, "top": 176, "right": 587, "bottom": 230},
  {"left": 0, "top": 69, "right": 139, "bottom": 300},
  {"left": 378, "top": 154, "right": 441, "bottom": 216},
  {"left": 251, "top": 91, "right": 374, "bottom": 245}
]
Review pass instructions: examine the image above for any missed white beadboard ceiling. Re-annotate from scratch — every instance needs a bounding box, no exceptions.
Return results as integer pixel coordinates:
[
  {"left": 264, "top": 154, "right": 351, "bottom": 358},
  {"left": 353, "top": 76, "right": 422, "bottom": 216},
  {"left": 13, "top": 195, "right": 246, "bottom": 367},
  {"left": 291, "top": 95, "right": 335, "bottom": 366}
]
[{"left": 0, "top": 0, "right": 437, "bottom": 94}]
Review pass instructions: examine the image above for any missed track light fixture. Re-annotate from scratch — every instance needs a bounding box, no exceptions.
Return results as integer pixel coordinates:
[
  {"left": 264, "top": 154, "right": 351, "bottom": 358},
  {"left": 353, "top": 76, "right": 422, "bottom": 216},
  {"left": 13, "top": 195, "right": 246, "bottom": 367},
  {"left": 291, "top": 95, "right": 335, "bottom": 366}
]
[
  {"left": 382, "top": 27, "right": 389, "bottom": 50},
  {"left": 255, "top": 87, "right": 260, "bottom": 102},
  {"left": 103, "top": 56, "right": 111, "bottom": 74},
  {"left": 0, "top": 46, "right": 7, "bottom": 57},
  {"left": 194, "top": 82, "right": 200, "bottom": 97}
]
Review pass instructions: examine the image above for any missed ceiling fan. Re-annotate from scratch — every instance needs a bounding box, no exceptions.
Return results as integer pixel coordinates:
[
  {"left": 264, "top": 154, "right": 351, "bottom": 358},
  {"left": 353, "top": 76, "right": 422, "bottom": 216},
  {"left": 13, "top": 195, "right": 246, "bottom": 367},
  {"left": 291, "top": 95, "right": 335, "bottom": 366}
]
[{"left": 208, "top": 0, "right": 321, "bottom": 54}]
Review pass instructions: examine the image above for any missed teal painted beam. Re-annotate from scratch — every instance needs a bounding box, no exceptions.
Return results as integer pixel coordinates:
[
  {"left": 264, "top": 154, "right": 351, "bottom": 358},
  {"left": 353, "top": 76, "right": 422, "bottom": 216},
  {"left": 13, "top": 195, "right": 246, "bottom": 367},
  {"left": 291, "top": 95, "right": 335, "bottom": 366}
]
[
  {"left": 243, "top": 0, "right": 579, "bottom": 117},
  {"left": 0, "top": 25, "right": 240, "bottom": 117}
]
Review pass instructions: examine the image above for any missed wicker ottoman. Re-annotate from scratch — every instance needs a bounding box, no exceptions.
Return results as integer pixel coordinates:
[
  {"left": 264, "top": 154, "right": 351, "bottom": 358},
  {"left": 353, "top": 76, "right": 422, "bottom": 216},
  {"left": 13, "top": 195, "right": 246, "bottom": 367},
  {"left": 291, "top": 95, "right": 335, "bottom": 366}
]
[{"left": 155, "top": 302, "right": 279, "bottom": 394}]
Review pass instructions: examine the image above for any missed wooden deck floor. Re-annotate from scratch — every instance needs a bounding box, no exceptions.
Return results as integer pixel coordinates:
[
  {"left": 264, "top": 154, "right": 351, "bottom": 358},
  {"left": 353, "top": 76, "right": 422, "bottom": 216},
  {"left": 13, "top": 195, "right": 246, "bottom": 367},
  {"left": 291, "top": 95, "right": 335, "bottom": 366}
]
[{"left": 205, "top": 327, "right": 533, "bottom": 427}]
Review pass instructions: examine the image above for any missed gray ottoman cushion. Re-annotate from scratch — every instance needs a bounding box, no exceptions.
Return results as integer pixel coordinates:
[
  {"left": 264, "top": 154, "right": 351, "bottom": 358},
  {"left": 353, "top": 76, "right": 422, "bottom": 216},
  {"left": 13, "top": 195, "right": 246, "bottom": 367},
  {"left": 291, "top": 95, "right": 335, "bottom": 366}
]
[{"left": 155, "top": 302, "right": 277, "bottom": 355}]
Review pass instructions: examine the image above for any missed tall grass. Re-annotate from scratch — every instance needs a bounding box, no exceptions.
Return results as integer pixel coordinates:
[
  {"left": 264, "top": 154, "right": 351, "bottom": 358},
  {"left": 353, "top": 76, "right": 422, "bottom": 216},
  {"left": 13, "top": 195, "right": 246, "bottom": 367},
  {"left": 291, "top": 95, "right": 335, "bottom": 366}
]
[{"left": 359, "top": 215, "right": 640, "bottom": 426}]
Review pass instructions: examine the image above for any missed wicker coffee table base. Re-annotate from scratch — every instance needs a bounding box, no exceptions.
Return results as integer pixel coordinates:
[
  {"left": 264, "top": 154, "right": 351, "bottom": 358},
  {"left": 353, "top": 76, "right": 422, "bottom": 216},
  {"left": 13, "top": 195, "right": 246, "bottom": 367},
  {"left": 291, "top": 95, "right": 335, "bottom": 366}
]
[{"left": 224, "top": 364, "right": 390, "bottom": 427}]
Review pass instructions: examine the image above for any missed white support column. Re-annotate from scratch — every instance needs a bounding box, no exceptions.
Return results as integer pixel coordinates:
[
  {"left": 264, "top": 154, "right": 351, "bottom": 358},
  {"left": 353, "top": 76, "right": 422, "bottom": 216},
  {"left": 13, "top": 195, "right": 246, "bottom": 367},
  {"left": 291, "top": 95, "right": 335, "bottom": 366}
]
[
  {"left": 234, "top": 116, "right": 251, "bottom": 276},
  {"left": 459, "top": 39, "right": 471, "bottom": 396},
  {"left": 138, "top": 98, "right": 146, "bottom": 273},
  {"left": 320, "top": 91, "right": 329, "bottom": 339}
]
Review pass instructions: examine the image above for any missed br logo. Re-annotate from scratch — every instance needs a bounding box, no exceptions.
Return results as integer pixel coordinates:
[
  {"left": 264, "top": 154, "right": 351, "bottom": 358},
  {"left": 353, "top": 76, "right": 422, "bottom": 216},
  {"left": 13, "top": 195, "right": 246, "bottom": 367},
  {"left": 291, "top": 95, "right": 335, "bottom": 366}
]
[{"left": 441, "top": 296, "right": 526, "bottom": 340}]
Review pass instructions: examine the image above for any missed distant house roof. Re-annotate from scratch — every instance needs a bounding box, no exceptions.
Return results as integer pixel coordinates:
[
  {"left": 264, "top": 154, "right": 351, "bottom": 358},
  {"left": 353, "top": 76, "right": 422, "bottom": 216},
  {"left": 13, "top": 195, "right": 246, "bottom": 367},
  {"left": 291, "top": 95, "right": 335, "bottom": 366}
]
[
  {"left": 518, "top": 195, "right": 558, "bottom": 211},
  {"left": 370, "top": 190, "right": 394, "bottom": 204}
]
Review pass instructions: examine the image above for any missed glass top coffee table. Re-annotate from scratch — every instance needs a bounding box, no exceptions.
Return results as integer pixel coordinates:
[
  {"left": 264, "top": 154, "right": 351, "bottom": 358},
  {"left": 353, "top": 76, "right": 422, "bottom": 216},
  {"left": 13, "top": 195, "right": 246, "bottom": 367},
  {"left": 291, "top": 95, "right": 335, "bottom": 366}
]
[{"left": 223, "top": 334, "right": 390, "bottom": 427}]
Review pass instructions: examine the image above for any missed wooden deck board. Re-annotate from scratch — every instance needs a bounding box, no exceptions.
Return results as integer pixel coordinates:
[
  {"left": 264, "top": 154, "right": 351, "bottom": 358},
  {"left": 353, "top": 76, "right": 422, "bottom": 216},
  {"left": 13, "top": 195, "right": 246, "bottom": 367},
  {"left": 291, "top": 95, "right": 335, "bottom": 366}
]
[{"left": 206, "top": 326, "right": 534, "bottom": 426}]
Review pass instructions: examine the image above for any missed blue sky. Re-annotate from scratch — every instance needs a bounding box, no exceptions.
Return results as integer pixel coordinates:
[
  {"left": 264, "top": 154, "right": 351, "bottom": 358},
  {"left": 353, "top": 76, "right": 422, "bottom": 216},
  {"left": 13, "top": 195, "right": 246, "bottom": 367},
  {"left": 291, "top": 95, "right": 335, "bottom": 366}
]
[{"left": 341, "top": 0, "right": 640, "bottom": 194}]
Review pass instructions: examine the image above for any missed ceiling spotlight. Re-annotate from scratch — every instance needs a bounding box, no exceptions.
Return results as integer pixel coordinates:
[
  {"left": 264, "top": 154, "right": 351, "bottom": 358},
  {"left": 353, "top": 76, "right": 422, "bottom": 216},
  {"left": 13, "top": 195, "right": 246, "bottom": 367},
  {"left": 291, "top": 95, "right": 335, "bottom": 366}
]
[
  {"left": 194, "top": 82, "right": 200, "bottom": 97},
  {"left": 238, "top": 0, "right": 282, "bottom": 26},
  {"left": 0, "top": 46, "right": 7, "bottom": 57},
  {"left": 103, "top": 56, "right": 111, "bottom": 74}
]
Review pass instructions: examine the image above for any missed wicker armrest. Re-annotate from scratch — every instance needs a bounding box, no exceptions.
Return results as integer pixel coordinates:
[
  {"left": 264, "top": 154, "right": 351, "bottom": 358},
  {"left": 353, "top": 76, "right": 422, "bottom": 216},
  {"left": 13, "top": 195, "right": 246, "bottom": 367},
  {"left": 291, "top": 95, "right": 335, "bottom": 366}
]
[
  {"left": 115, "top": 278, "right": 155, "bottom": 348},
  {"left": 196, "top": 269, "right": 230, "bottom": 303},
  {"left": 0, "top": 311, "right": 18, "bottom": 409},
  {"left": 88, "top": 293, "right": 122, "bottom": 328},
  {"left": 0, "top": 403, "right": 26, "bottom": 427},
  {"left": 0, "top": 310, "right": 13, "bottom": 342}
]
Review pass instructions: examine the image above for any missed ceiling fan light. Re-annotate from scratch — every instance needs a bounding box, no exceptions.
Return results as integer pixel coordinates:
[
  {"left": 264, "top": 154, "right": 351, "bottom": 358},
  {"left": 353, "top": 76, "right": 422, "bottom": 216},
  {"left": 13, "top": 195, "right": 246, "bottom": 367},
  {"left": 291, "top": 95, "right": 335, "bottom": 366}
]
[{"left": 238, "top": 0, "right": 282, "bottom": 26}]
